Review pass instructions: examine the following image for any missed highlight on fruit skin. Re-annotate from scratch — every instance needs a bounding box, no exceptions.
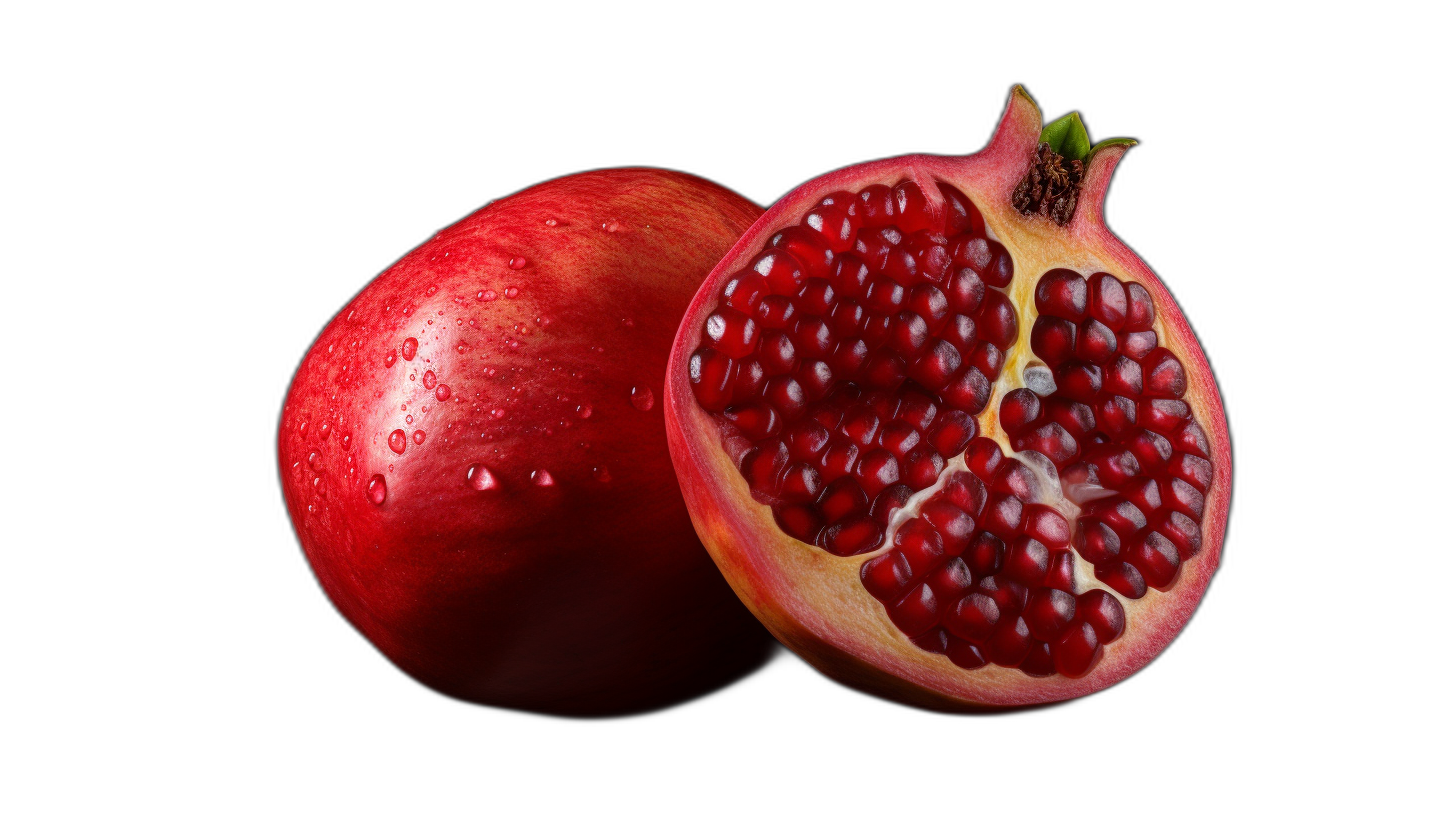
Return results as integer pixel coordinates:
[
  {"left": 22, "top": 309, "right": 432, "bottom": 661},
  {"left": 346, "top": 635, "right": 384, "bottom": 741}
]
[
  {"left": 279, "top": 168, "right": 775, "bottom": 716},
  {"left": 665, "top": 86, "right": 1231, "bottom": 710}
]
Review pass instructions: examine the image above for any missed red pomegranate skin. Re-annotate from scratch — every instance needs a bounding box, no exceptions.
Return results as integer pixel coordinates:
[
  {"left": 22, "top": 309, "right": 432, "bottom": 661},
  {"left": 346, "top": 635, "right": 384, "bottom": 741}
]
[{"left": 279, "top": 169, "right": 771, "bottom": 716}]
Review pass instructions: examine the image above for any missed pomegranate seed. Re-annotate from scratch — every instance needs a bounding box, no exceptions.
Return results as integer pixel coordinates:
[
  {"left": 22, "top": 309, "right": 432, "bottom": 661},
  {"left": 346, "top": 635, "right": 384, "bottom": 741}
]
[
  {"left": 1035, "top": 268, "right": 1088, "bottom": 320},
  {"left": 976, "top": 291, "right": 1019, "bottom": 348},
  {"left": 818, "top": 477, "right": 868, "bottom": 523},
  {"left": 986, "top": 617, "right": 1034, "bottom": 666},
  {"left": 1051, "top": 621, "right": 1103, "bottom": 677},
  {"left": 721, "top": 271, "right": 768, "bottom": 314},
  {"left": 1022, "top": 505, "right": 1071, "bottom": 546},
  {"left": 861, "top": 550, "right": 913, "bottom": 600},
  {"left": 942, "top": 471, "right": 989, "bottom": 517},
  {"left": 1096, "top": 561, "right": 1148, "bottom": 599},
  {"left": 751, "top": 249, "right": 804, "bottom": 296},
  {"left": 1044, "top": 551, "right": 1076, "bottom": 592},
  {"left": 926, "top": 558, "right": 976, "bottom": 599},
  {"left": 1075, "top": 318, "right": 1118, "bottom": 362},
  {"left": 1004, "top": 537, "right": 1051, "bottom": 585},
  {"left": 1156, "top": 510, "right": 1203, "bottom": 558},
  {"left": 1075, "top": 520, "right": 1122, "bottom": 565},
  {"left": 774, "top": 504, "right": 822, "bottom": 541},
  {"left": 869, "top": 483, "right": 913, "bottom": 526},
  {"left": 896, "top": 519, "right": 945, "bottom": 577},
  {"left": 688, "top": 348, "right": 734, "bottom": 411},
  {"left": 946, "top": 638, "right": 988, "bottom": 669},
  {"left": 1077, "top": 589, "right": 1127, "bottom": 642},
  {"left": 820, "top": 515, "right": 884, "bottom": 556},
  {"left": 888, "top": 583, "right": 941, "bottom": 637},
  {"left": 1125, "top": 531, "right": 1181, "bottom": 589},
  {"left": 919, "top": 499, "right": 976, "bottom": 553},
  {"left": 926, "top": 410, "right": 976, "bottom": 457},
  {"left": 1020, "top": 641, "right": 1056, "bottom": 677},
  {"left": 804, "top": 205, "right": 858, "bottom": 253},
  {"left": 769, "top": 226, "right": 835, "bottom": 277},
  {"left": 964, "top": 531, "right": 1005, "bottom": 577},
  {"left": 1087, "top": 272, "right": 1128, "bottom": 331},
  {"left": 1124, "top": 281, "right": 1156, "bottom": 330},
  {"left": 912, "top": 628, "right": 950, "bottom": 654},
  {"left": 938, "top": 182, "right": 985, "bottom": 236},
  {"left": 946, "top": 592, "right": 1000, "bottom": 642},
  {"left": 858, "top": 184, "right": 895, "bottom": 227}
]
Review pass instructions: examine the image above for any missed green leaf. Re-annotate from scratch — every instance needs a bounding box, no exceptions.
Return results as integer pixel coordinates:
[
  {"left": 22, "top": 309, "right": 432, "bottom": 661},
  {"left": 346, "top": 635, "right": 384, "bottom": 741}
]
[{"left": 1040, "top": 112, "right": 1092, "bottom": 163}]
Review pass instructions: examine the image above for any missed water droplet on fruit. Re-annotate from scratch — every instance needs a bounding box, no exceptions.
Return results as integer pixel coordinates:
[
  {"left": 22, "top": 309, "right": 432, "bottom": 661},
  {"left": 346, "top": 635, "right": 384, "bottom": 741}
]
[
  {"left": 341, "top": 434, "right": 351, "bottom": 449},
  {"left": 592, "top": 466, "right": 611, "bottom": 483},
  {"left": 602, "top": 220, "right": 622, "bottom": 233},
  {"left": 435, "top": 384, "right": 451, "bottom": 401},
  {"left": 456, "top": 342, "right": 468, "bottom": 354},
  {"left": 478, "top": 290, "right": 496, "bottom": 302},
  {"left": 630, "top": 385, "right": 655, "bottom": 411},
  {"left": 401, "top": 338, "right": 418, "bottom": 361},
  {"left": 412, "top": 430, "right": 426, "bottom": 445},
  {"left": 544, "top": 218, "right": 558, "bottom": 227},
  {"left": 576, "top": 403, "right": 593, "bottom": 419},
  {"left": 505, "top": 287, "right": 520, "bottom": 299},
  {"left": 388, "top": 429, "right": 407, "bottom": 453},
  {"left": 620, "top": 317, "right": 635, "bottom": 328},
  {"left": 367, "top": 475, "right": 387, "bottom": 505},
  {"left": 531, "top": 469, "right": 555, "bottom": 486},
  {"left": 508, "top": 255, "right": 528, "bottom": 270},
  {"left": 307, "top": 450, "right": 323, "bottom": 470},
  {"left": 490, "top": 408, "right": 507, "bottom": 420},
  {"left": 423, "top": 370, "right": 436, "bottom": 389},
  {"left": 467, "top": 464, "right": 499, "bottom": 491},
  {"left": 318, "top": 422, "right": 332, "bottom": 440}
]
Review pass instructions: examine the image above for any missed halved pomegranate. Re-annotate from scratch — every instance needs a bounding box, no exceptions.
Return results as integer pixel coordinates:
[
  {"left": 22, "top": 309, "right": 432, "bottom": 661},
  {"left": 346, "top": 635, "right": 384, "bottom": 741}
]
[{"left": 665, "top": 87, "right": 1230, "bottom": 709}]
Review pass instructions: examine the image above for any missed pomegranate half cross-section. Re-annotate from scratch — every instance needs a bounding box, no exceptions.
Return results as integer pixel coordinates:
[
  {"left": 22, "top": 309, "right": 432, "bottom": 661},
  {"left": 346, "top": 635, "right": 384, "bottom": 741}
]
[{"left": 665, "top": 87, "right": 1230, "bottom": 709}]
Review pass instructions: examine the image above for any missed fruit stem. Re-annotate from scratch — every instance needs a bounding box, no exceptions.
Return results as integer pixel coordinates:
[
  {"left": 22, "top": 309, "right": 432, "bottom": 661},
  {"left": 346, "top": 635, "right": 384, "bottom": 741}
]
[{"left": 1040, "top": 112, "right": 1093, "bottom": 164}]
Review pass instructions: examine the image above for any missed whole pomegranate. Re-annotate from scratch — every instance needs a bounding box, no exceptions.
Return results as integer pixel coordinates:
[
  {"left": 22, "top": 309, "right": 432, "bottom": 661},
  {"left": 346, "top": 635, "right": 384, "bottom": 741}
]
[
  {"left": 279, "top": 169, "right": 770, "bottom": 716},
  {"left": 666, "top": 87, "right": 1231, "bottom": 709}
]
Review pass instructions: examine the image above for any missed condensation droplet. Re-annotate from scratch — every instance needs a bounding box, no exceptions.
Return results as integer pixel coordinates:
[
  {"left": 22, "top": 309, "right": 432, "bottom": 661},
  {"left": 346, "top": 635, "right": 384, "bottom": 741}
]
[
  {"left": 318, "top": 422, "right": 332, "bottom": 440},
  {"left": 478, "top": 289, "right": 497, "bottom": 302},
  {"left": 412, "top": 430, "right": 426, "bottom": 445},
  {"left": 490, "top": 408, "right": 506, "bottom": 420},
  {"left": 592, "top": 466, "right": 611, "bottom": 483},
  {"left": 630, "top": 385, "right": 655, "bottom": 411},
  {"left": 435, "top": 384, "right": 451, "bottom": 401},
  {"left": 401, "top": 337, "right": 418, "bottom": 361},
  {"left": 388, "top": 429, "right": 407, "bottom": 454},
  {"left": 423, "top": 370, "right": 436, "bottom": 389},
  {"left": 367, "top": 475, "right": 388, "bottom": 505},
  {"left": 307, "top": 450, "right": 323, "bottom": 470},
  {"left": 576, "top": 403, "right": 593, "bottom": 419},
  {"left": 531, "top": 469, "right": 555, "bottom": 486},
  {"left": 505, "top": 287, "right": 519, "bottom": 299},
  {"left": 467, "top": 464, "right": 499, "bottom": 491},
  {"left": 620, "top": 317, "right": 635, "bottom": 328},
  {"left": 544, "top": 218, "right": 558, "bottom": 227},
  {"left": 508, "top": 255, "right": 528, "bottom": 270}
]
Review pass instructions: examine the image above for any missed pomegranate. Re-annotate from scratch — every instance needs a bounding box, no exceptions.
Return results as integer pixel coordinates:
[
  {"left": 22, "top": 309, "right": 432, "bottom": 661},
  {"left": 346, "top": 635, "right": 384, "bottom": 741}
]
[
  {"left": 279, "top": 169, "right": 772, "bottom": 716},
  {"left": 666, "top": 87, "right": 1230, "bottom": 709}
]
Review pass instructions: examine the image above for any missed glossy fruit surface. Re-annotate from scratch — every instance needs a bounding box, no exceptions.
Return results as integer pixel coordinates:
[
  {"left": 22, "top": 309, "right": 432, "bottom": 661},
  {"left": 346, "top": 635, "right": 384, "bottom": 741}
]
[
  {"left": 666, "top": 88, "right": 1230, "bottom": 709},
  {"left": 280, "top": 169, "right": 771, "bottom": 715}
]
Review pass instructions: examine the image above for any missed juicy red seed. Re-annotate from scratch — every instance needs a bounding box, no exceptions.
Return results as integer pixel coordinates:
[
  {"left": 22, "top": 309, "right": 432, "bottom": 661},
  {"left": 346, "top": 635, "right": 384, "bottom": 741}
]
[
  {"left": 751, "top": 249, "right": 804, "bottom": 296},
  {"left": 1141, "top": 399, "right": 1191, "bottom": 433},
  {"left": 741, "top": 441, "right": 788, "bottom": 492},
  {"left": 888, "top": 583, "right": 940, "bottom": 637},
  {"left": 938, "top": 182, "right": 985, "bottom": 236},
  {"left": 1030, "top": 316, "right": 1077, "bottom": 367},
  {"left": 909, "top": 341, "right": 963, "bottom": 390},
  {"left": 1022, "top": 505, "right": 1071, "bottom": 546},
  {"left": 878, "top": 420, "right": 920, "bottom": 457},
  {"left": 1164, "top": 477, "right": 1207, "bottom": 519},
  {"left": 964, "top": 437, "right": 1002, "bottom": 480},
  {"left": 1169, "top": 453, "right": 1214, "bottom": 491},
  {"left": 689, "top": 348, "right": 733, "bottom": 411},
  {"left": 780, "top": 462, "right": 824, "bottom": 503},
  {"left": 976, "top": 290, "right": 1019, "bottom": 348},
  {"left": 774, "top": 504, "right": 822, "bottom": 540},
  {"left": 905, "top": 629, "right": 946, "bottom": 655},
  {"left": 1024, "top": 587, "right": 1076, "bottom": 641},
  {"left": 764, "top": 375, "right": 807, "bottom": 418},
  {"left": 908, "top": 285, "right": 951, "bottom": 328},
  {"left": 832, "top": 255, "right": 871, "bottom": 299},
  {"left": 982, "top": 245, "right": 1015, "bottom": 288},
  {"left": 1045, "top": 398, "right": 1096, "bottom": 436},
  {"left": 919, "top": 500, "right": 975, "bottom": 552},
  {"left": 1127, "top": 429, "right": 1174, "bottom": 468},
  {"left": 861, "top": 550, "right": 913, "bottom": 600},
  {"left": 1076, "top": 318, "right": 1118, "bottom": 363},
  {"left": 986, "top": 617, "right": 1034, "bottom": 667},
  {"left": 1056, "top": 361, "right": 1103, "bottom": 402},
  {"left": 982, "top": 493, "right": 1024, "bottom": 539},
  {"left": 864, "top": 349, "right": 906, "bottom": 390},
  {"left": 1096, "top": 561, "right": 1149, "bottom": 599},
  {"left": 705, "top": 309, "right": 760, "bottom": 358},
  {"left": 724, "top": 404, "right": 781, "bottom": 440},
  {"left": 1156, "top": 511, "right": 1203, "bottom": 558},
  {"left": 926, "top": 410, "right": 976, "bottom": 457},
  {"left": 1086, "top": 496, "right": 1148, "bottom": 534},
  {"left": 1143, "top": 348, "right": 1188, "bottom": 398},
  {"left": 858, "top": 184, "right": 896, "bottom": 227},
  {"left": 902, "top": 446, "right": 944, "bottom": 489},
  {"left": 1125, "top": 478, "right": 1163, "bottom": 516},
  {"left": 841, "top": 407, "right": 881, "bottom": 446},
  {"left": 818, "top": 477, "right": 868, "bottom": 523},
  {"left": 731, "top": 359, "right": 767, "bottom": 401},
  {"left": 1075, "top": 521, "right": 1122, "bottom": 564},
  {"left": 1172, "top": 419, "right": 1211, "bottom": 456},
  {"left": 1014, "top": 422, "right": 1079, "bottom": 465},
  {"left": 829, "top": 338, "right": 869, "bottom": 378},
  {"left": 1124, "top": 281, "right": 1155, "bottom": 330},
  {"left": 1005, "top": 537, "right": 1050, "bottom": 585},
  {"left": 797, "top": 280, "right": 837, "bottom": 316},
  {"left": 992, "top": 460, "right": 1037, "bottom": 502},
  {"left": 968, "top": 342, "right": 1005, "bottom": 379},
  {"left": 895, "top": 390, "right": 937, "bottom": 429},
  {"left": 721, "top": 271, "right": 768, "bottom": 314},
  {"left": 1019, "top": 642, "right": 1055, "bottom": 677},
  {"left": 820, "top": 515, "right": 884, "bottom": 556},
  {"left": 1095, "top": 395, "right": 1139, "bottom": 437},
  {"left": 1126, "top": 531, "right": 1181, "bottom": 589},
  {"left": 978, "top": 574, "right": 1028, "bottom": 615},
  {"left": 819, "top": 439, "right": 860, "bottom": 481},
  {"left": 946, "top": 592, "right": 1000, "bottom": 642},
  {"left": 1087, "top": 272, "right": 1128, "bottom": 331},
  {"left": 1045, "top": 551, "right": 1076, "bottom": 592},
  {"left": 888, "top": 311, "right": 930, "bottom": 357},
  {"left": 939, "top": 313, "right": 978, "bottom": 354},
  {"left": 1103, "top": 356, "right": 1143, "bottom": 398},
  {"left": 1035, "top": 268, "right": 1088, "bottom": 320},
  {"left": 756, "top": 295, "right": 796, "bottom": 329},
  {"left": 896, "top": 519, "right": 945, "bottom": 576},
  {"left": 926, "top": 557, "right": 976, "bottom": 598},
  {"left": 1121, "top": 330, "right": 1158, "bottom": 359},
  {"left": 999, "top": 388, "right": 1041, "bottom": 433},
  {"left": 804, "top": 205, "right": 858, "bottom": 253},
  {"left": 942, "top": 471, "right": 989, "bottom": 517},
  {"left": 940, "top": 367, "right": 991, "bottom": 413},
  {"left": 951, "top": 235, "right": 993, "bottom": 273},
  {"left": 800, "top": 360, "right": 834, "bottom": 399},
  {"left": 770, "top": 226, "right": 835, "bottom": 278},
  {"left": 946, "top": 638, "right": 988, "bottom": 669},
  {"left": 1051, "top": 621, "right": 1103, "bottom": 677},
  {"left": 1077, "top": 589, "right": 1126, "bottom": 642},
  {"left": 1082, "top": 445, "right": 1141, "bottom": 489},
  {"left": 963, "top": 531, "right": 1004, "bottom": 577},
  {"left": 869, "top": 483, "right": 913, "bottom": 526},
  {"left": 855, "top": 449, "right": 901, "bottom": 494},
  {"left": 944, "top": 268, "right": 987, "bottom": 317},
  {"left": 893, "top": 181, "right": 934, "bottom": 232}
]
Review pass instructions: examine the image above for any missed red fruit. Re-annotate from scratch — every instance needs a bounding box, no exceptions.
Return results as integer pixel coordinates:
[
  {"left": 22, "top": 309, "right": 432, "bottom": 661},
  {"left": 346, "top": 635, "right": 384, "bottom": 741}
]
[
  {"left": 666, "top": 88, "right": 1230, "bottom": 709},
  {"left": 279, "top": 169, "right": 772, "bottom": 715}
]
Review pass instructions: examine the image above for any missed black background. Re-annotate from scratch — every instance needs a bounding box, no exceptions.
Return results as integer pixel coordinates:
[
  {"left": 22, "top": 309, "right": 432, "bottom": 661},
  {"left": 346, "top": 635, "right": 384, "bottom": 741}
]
[{"left": 227, "top": 67, "right": 1298, "bottom": 769}]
